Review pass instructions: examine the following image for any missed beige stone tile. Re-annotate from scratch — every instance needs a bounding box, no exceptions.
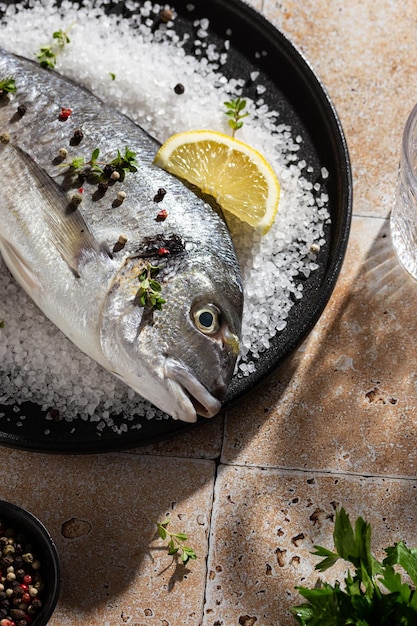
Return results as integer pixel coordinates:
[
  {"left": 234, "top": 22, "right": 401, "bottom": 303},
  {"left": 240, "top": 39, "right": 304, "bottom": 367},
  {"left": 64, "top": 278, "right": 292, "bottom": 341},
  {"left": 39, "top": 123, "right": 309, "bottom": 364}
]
[
  {"left": 262, "top": 0, "right": 414, "bottom": 219},
  {"left": 129, "top": 415, "right": 224, "bottom": 459},
  {"left": 222, "top": 215, "right": 417, "bottom": 476},
  {"left": 0, "top": 448, "right": 215, "bottom": 625},
  {"left": 203, "top": 465, "right": 417, "bottom": 626}
]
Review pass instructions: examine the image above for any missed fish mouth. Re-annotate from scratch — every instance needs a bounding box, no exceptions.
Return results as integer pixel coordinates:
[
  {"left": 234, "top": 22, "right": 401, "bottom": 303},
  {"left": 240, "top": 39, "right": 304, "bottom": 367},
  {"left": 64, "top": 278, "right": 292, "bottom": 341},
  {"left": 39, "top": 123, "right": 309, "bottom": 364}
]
[{"left": 164, "top": 357, "right": 222, "bottom": 423}]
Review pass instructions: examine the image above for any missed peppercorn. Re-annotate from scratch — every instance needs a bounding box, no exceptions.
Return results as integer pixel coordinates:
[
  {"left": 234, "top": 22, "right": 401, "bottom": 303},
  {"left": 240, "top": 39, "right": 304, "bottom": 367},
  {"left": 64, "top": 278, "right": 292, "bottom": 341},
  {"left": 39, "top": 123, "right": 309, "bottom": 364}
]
[
  {"left": 174, "top": 83, "right": 185, "bottom": 95},
  {"left": 57, "top": 148, "right": 68, "bottom": 160},
  {"left": 2, "top": 556, "right": 14, "bottom": 568},
  {"left": 156, "top": 209, "right": 168, "bottom": 222},
  {"left": 13, "top": 545, "right": 22, "bottom": 557},
  {"left": 159, "top": 8, "right": 173, "bottom": 22},
  {"left": 112, "top": 234, "right": 127, "bottom": 254},
  {"left": 59, "top": 107, "right": 72, "bottom": 121},
  {"left": 97, "top": 181, "right": 109, "bottom": 193},
  {"left": 70, "top": 192, "right": 83, "bottom": 207},
  {"left": 21, "top": 555, "right": 32, "bottom": 566},
  {"left": 13, "top": 559, "right": 23, "bottom": 571},
  {"left": 21, "top": 593, "right": 30, "bottom": 605},
  {"left": 17, "top": 104, "right": 27, "bottom": 117},
  {"left": 12, "top": 587, "right": 23, "bottom": 599},
  {"left": 0, "top": 133, "right": 10, "bottom": 144},
  {"left": 71, "top": 129, "right": 84, "bottom": 144},
  {"left": 10, "top": 608, "right": 26, "bottom": 621},
  {"left": 27, "top": 596, "right": 42, "bottom": 612},
  {"left": 103, "top": 164, "right": 115, "bottom": 178},
  {"left": 153, "top": 188, "right": 167, "bottom": 203}
]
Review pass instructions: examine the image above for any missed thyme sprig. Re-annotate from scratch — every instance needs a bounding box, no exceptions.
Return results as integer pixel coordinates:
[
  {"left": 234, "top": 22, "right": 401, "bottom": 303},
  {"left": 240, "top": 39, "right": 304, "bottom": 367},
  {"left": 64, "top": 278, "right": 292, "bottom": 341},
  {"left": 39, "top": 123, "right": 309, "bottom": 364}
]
[
  {"left": 0, "top": 76, "right": 17, "bottom": 96},
  {"left": 156, "top": 519, "right": 197, "bottom": 565},
  {"left": 137, "top": 263, "right": 165, "bottom": 311},
  {"left": 60, "top": 146, "right": 138, "bottom": 181},
  {"left": 36, "top": 27, "right": 72, "bottom": 69},
  {"left": 110, "top": 146, "right": 138, "bottom": 173},
  {"left": 224, "top": 96, "right": 249, "bottom": 137}
]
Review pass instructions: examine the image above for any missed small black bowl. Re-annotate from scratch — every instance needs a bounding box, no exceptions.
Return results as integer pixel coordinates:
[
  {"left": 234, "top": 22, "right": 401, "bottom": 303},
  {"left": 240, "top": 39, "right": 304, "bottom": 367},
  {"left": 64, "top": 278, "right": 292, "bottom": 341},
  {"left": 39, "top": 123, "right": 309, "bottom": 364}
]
[{"left": 0, "top": 500, "right": 60, "bottom": 625}]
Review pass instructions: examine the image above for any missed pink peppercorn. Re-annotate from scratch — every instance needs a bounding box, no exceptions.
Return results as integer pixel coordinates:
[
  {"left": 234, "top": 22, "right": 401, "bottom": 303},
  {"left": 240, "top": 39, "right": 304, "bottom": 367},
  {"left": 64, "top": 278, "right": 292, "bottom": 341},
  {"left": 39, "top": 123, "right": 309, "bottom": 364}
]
[
  {"left": 158, "top": 247, "right": 170, "bottom": 256},
  {"left": 156, "top": 209, "right": 168, "bottom": 222},
  {"left": 59, "top": 107, "right": 73, "bottom": 121}
]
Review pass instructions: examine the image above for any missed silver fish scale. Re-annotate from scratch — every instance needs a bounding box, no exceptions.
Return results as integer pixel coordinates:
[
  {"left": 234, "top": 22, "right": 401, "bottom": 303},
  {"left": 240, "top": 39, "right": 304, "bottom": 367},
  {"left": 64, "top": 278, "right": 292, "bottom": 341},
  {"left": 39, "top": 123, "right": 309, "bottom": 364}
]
[
  {"left": 0, "top": 47, "right": 244, "bottom": 423},
  {"left": 0, "top": 50, "right": 236, "bottom": 263}
]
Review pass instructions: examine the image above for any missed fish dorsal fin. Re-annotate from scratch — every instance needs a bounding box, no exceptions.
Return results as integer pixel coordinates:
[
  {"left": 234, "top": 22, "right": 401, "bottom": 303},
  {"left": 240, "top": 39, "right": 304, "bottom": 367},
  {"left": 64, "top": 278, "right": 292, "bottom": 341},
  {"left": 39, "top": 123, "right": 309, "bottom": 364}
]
[{"left": 11, "top": 144, "right": 104, "bottom": 277}]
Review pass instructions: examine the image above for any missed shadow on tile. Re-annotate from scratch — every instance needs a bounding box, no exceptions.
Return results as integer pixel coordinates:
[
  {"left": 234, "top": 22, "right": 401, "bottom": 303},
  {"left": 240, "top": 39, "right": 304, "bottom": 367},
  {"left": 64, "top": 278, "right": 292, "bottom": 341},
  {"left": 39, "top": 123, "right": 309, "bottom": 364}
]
[
  {"left": 0, "top": 450, "right": 214, "bottom": 624},
  {"left": 222, "top": 216, "right": 417, "bottom": 477}
]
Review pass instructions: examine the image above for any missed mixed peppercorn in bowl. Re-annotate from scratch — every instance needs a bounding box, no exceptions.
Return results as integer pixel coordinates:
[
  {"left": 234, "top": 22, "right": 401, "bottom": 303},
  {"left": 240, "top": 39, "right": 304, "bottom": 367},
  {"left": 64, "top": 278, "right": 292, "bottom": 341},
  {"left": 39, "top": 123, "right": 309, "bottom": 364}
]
[{"left": 0, "top": 502, "right": 60, "bottom": 626}]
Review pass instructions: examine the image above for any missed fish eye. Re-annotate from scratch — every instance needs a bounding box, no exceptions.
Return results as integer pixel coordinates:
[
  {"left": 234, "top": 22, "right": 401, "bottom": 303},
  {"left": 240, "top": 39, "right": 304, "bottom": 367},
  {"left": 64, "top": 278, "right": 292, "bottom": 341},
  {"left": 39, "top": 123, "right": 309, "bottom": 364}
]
[{"left": 192, "top": 303, "right": 222, "bottom": 335}]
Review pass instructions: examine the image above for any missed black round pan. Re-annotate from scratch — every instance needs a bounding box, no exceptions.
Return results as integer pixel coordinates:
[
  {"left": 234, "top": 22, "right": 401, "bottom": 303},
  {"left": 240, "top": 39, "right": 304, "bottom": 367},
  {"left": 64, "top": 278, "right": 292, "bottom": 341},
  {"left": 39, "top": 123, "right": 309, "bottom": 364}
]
[{"left": 0, "top": 0, "right": 352, "bottom": 452}]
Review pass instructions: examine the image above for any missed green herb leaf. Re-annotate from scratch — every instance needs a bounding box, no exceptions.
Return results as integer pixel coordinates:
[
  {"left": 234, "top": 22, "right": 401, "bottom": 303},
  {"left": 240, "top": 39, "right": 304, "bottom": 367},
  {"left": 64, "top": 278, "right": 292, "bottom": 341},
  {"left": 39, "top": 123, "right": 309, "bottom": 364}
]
[
  {"left": 137, "top": 263, "right": 165, "bottom": 311},
  {"left": 36, "top": 26, "right": 73, "bottom": 69},
  {"left": 291, "top": 508, "right": 417, "bottom": 625},
  {"left": 155, "top": 519, "right": 197, "bottom": 565},
  {"left": 0, "top": 76, "right": 17, "bottom": 95},
  {"left": 157, "top": 525, "right": 167, "bottom": 540},
  {"left": 0, "top": 320, "right": 4, "bottom": 328},
  {"left": 311, "top": 546, "right": 340, "bottom": 572},
  {"left": 91, "top": 148, "right": 100, "bottom": 164},
  {"left": 224, "top": 97, "right": 249, "bottom": 137},
  {"left": 110, "top": 146, "right": 139, "bottom": 173},
  {"left": 73, "top": 156, "right": 86, "bottom": 170},
  {"left": 384, "top": 541, "right": 417, "bottom": 587},
  {"left": 109, "top": 72, "right": 116, "bottom": 81}
]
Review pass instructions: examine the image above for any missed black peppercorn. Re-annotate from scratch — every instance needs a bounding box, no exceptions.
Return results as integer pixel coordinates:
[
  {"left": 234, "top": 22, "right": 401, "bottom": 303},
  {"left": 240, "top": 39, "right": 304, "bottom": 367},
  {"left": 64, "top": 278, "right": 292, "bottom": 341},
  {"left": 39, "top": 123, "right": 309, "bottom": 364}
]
[
  {"left": 11, "top": 608, "right": 27, "bottom": 620},
  {"left": 70, "top": 128, "right": 84, "bottom": 146},
  {"left": 103, "top": 164, "right": 115, "bottom": 178},
  {"left": 153, "top": 188, "right": 167, "bottom": 203},
  {"left": 17, "top": 104, "right": 27, "bottom": 117},
  {"left": 97, "top": 181, "right": 109, "bottom": 193},
  {"left": 174, "top": 83, "right": 185, "bottom": 95}
]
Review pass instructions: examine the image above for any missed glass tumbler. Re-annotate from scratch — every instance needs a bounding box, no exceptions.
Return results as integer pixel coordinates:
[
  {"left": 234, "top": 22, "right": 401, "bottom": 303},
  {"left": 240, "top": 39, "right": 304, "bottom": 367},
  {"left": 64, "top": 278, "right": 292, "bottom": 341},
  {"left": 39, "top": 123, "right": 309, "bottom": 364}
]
[{"left": 391, "top": 103, "right": 417, "bottom": 280}]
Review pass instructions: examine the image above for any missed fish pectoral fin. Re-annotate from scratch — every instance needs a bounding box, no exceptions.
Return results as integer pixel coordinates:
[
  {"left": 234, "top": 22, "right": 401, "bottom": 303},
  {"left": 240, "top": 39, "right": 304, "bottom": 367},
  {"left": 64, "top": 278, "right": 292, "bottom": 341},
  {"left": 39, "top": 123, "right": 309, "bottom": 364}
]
[
  {"left": 0, "top": 236, "right": 42, "bottom": 293},
  {"left": 11, "top": 144, "right": 105, "bottom": 277}
]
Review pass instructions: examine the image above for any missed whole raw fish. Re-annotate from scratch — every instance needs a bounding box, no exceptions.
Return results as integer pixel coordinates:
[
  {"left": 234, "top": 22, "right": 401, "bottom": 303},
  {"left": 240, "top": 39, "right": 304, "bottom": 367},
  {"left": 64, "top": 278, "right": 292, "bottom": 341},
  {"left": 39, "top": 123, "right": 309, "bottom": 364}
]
[{"left": 0, "top": 48, "right": 243, "bottom": 423}]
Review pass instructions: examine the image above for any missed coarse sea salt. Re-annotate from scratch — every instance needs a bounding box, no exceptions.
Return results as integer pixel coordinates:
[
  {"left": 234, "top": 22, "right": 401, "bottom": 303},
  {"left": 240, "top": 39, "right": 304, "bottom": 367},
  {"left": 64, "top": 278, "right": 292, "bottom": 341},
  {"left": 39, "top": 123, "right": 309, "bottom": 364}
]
[{"left": 0, "top": 0, "right": 331, "bottom": 434}]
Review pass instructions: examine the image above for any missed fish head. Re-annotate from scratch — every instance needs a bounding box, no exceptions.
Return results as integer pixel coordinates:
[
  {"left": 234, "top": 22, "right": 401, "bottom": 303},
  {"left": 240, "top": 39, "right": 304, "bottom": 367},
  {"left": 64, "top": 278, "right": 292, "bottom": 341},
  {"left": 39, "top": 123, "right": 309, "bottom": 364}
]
[{"left": 100, "top": 249, "right": 243, "bottom": 423}]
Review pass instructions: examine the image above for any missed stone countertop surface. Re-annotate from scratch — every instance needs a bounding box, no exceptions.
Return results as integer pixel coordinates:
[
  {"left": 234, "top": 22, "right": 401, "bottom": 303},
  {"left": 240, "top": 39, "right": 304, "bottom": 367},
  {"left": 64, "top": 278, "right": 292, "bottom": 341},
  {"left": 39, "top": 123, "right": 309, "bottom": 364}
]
[{"left": 2, "top": 1, "right": 417, "bottom": 625}]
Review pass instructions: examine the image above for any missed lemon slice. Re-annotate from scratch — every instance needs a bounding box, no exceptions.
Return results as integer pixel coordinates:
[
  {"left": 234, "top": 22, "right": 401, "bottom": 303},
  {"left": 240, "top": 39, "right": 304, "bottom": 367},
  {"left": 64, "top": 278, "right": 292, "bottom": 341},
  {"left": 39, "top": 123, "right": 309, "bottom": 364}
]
[{"left": 153, "top": 130, "right": 280, "bottom": 234}]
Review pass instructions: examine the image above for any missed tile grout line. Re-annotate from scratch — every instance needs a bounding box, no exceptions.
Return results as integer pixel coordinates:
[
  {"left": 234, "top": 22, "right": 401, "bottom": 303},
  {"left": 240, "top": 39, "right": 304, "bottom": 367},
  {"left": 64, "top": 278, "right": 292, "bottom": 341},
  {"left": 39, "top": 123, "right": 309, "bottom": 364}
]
[
  {"left": 200, "top": 421, "right": 226, "bottom": 624},
  {"left": 215, "top": 459, "right": 417, "bottom": 483}
]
